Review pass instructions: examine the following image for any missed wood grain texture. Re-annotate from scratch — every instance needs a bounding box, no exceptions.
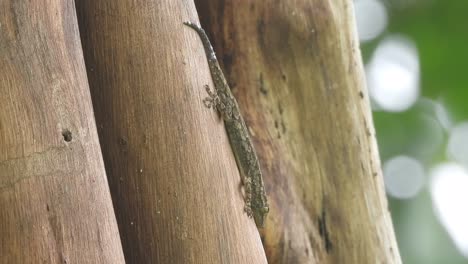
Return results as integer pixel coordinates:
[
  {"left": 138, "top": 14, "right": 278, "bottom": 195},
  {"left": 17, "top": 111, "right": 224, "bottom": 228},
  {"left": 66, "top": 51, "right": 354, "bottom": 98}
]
[
  {"left": 195, "top": 0, "right": 402, "bottom": 263},
  {"left": 0, "top": 1, "right": 125, "bottom": 263},
  {"left": 75, "top": 0, "right": 268, "bottom": 263}
]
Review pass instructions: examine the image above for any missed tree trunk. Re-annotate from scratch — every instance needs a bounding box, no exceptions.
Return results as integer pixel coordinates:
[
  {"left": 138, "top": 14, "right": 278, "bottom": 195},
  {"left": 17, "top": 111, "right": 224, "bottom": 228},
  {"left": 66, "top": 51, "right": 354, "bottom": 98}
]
[
  {"left": 75, "top": 0, "right": 267, "bottom": 263},
  {"left": 195, "top": 0, "right": 402, "bottom": 263},
  {"left": 0, "top": 1, "right": 125, "bottom": 263}
]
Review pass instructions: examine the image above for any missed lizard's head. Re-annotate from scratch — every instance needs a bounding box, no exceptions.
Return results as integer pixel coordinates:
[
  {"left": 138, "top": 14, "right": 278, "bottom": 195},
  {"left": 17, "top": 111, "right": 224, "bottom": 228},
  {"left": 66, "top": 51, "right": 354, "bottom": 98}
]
[{"left": 253, "top": 206, "right": 269, "bottom": 228}]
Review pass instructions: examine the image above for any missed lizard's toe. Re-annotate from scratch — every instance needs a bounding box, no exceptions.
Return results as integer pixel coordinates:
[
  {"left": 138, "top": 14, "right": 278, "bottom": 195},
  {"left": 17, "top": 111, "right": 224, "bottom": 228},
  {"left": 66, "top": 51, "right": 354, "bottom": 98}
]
[{"left": 244, "top": 205, "right": 253, "bottom": 217}]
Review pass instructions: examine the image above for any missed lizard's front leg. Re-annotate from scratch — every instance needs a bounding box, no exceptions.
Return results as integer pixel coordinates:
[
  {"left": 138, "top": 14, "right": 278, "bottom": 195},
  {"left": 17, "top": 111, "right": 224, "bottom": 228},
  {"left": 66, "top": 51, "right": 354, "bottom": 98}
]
[
  {"left": 202, "top": 84, "right": 219, "bottom": 109},
  {"left": 202, "top": 85, "right": 233, "bottom": 121}
]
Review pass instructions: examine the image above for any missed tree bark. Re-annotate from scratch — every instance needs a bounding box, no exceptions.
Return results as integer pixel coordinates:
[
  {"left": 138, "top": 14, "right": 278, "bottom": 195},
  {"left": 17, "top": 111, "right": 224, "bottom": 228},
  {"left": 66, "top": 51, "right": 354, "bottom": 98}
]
[
  {"left": 195, "top": 0, "right": 402, "bottom": 263},
  {"left": 0, "top": 1, "right": 125, "bottom": 263},
  {"left": 75, "top": 0, "right": 267, "bottom": 263}
]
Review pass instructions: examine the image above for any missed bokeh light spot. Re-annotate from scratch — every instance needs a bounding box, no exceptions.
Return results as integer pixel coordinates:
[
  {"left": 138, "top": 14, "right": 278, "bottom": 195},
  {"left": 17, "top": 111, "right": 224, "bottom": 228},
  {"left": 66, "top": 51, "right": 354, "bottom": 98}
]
[
  {"left": 447, "top": 122, "right": 468, "bottom": 168},
  {"left": 434, "top": 101, "right": 453, "bottom": 130},
  {"left": 430, "top": 163, "right": 468, "bottom": 258},
  {"left": 383, "top": 155, "right": 425, "bottom": 199},
  {"left": 367, "top": 35, "right": 420, "bottom": 112},
  {"left": 354, "top": 0, "right": 388, "bottom": 42}
]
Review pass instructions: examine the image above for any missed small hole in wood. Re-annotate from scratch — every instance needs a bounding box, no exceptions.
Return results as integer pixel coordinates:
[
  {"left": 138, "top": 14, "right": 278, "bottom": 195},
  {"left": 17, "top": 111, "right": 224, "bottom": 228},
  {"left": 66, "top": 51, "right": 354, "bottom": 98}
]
[{"left": 62, "top": 129, "right": 72, "bottom": 142}]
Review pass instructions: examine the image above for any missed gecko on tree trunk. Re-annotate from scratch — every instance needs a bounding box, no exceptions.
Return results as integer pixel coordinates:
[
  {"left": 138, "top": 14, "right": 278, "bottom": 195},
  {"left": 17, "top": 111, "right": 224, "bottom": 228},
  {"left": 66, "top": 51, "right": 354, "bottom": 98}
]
[{"left": 184, "top": 21, "right": 269, "bottom": 228}]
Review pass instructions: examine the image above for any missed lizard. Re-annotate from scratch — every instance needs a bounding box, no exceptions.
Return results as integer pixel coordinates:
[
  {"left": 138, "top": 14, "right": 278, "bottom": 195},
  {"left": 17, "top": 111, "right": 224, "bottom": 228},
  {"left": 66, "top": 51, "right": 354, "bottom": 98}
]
[{"left": 183, "top": 21, "right": 269, "bottom": 228}]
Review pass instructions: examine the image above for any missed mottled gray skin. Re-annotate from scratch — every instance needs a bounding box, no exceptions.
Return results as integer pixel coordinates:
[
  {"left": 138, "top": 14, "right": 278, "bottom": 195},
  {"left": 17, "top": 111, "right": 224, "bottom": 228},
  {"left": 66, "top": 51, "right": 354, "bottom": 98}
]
[{"left": 184, "top": 22, "right": 269, "bottom": 227}]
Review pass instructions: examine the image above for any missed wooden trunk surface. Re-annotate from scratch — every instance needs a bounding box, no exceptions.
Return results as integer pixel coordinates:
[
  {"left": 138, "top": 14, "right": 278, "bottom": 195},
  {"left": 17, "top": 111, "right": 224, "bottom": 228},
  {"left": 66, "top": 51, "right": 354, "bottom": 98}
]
[
  {"left": 75, "top": 0, "right": 268, "bottom": 263},
  {"left": 0, "top": 0, "right": 402, "bottom": 263},
  {"left": 0, "top": 1, "right": 125, "bottom": 263},
  {"left": 195, "top": 0, "right": 402, "bottom": 263}
]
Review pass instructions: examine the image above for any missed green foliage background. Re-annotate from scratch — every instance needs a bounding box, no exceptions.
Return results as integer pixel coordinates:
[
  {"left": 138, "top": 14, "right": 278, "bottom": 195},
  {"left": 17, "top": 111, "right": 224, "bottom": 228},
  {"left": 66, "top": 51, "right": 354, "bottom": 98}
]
[{"left": 361, "top": 0, "right": 468, "bottom": 263}]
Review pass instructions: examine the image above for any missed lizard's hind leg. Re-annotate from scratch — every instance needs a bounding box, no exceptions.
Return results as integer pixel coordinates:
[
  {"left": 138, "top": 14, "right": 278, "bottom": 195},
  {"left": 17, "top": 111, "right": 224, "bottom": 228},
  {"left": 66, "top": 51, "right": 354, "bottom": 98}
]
[{"left": 243, "top": 177, "right": 253, "bottom": 217}]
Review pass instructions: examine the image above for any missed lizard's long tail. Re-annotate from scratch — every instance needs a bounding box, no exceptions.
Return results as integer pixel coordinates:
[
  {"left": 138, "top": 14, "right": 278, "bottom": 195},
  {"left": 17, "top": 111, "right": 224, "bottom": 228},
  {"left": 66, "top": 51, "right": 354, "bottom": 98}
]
[{"left": 183, "top": 21, "right": 218, "bottom": 62}]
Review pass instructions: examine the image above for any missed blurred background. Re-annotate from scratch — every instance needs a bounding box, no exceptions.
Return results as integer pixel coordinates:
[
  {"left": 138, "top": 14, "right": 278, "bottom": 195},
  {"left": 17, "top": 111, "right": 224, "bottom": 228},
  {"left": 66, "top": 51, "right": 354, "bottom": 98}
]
[{"left": 354, "top": 0, "right": 468, "bottom": 263}]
